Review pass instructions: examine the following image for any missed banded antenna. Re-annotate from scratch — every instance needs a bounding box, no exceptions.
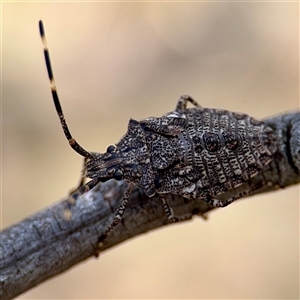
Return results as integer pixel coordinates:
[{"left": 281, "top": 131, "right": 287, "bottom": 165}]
[{"left": 39, "top": 20, "right": 94, "bottom": 160}]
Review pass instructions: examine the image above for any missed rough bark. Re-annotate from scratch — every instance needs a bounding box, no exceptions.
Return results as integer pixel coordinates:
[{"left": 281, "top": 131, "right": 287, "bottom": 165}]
[{"left": 1, "top": 111, "right": 299, "bottom": 300}]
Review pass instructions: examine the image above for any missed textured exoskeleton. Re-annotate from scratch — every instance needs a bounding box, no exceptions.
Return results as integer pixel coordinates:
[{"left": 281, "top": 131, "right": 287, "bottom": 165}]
[
  {"left": 86, "top": 95, "right": 277, "bottom": 198},
  {"left": 39, "top": 21, "right": 277, "bottom": 238},
  {"left": 82, "top": 95, "right": 277, "bottom": 234}
]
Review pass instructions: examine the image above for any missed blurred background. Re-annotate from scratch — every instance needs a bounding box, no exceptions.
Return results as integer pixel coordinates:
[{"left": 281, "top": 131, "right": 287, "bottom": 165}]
[{"left": 2, "top": 2, "right": 299, "bottom": 299}]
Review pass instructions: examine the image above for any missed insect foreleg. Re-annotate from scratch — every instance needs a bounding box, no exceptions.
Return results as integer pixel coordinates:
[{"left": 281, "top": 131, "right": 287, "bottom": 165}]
[
  {"left": 68, "top": 157, "right": 88, "bottom": 195},
  {"left": 64, "top": 178, "right": 101, "bottom": 219},
  {"left": 103, "top": 183, "right": 133, "bottom": 236}
]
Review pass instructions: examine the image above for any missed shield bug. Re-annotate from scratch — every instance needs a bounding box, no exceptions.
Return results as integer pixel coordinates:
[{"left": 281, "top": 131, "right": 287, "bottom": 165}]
[{"left": 39, "top": 21, "right": 277, "bottom": 237}]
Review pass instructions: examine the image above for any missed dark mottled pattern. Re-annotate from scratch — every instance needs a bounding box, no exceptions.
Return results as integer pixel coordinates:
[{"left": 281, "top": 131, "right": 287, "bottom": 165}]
[{"left": 84, "top": 95, "right": 277, "bottom": 207}]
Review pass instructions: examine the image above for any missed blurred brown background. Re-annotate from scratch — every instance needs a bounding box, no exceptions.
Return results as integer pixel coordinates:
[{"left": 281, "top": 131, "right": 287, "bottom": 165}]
[{"left": 2, "top": 2, "right": 299, "bottom": 299}]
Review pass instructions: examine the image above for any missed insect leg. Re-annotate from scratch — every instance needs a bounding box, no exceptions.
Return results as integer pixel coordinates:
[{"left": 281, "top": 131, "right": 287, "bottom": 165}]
[
  {"left": 159, "top": 194, "right": 178, "bottom": 223},
  {"left": 175, "top": 95, "right": 201, "bottom": 112},
  {"left": 68, "top": 157, "right": 88, "bottom": 195},
  {"left": 103, "top": 183, "right": 133, "bottom": 235},
  {"left": 64, "top": 177, "right": 101, "bottom": 219},
  {"left": 201, "top": 182, "right": 262, "bottom": 208},
  {"left": 202, "top": 196, "right": 235, "bottom": 208}
]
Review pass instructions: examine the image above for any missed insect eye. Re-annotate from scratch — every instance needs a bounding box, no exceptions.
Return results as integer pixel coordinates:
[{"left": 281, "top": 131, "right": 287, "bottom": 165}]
[
  {"left": 107, "top": 145, "right": 116, "bottom": 153},
  {"left": 114, "top": 170, "right": 123, "bottom": 180}
]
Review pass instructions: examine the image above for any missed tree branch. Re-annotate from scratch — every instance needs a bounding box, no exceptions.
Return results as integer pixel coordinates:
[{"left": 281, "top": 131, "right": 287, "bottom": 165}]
[{"left": 1, "top": 111, "right": 299, "bottom": 300}]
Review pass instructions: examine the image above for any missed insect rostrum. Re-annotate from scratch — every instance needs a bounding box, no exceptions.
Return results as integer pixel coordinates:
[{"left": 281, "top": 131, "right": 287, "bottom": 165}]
[{"left": 39, "top": 21, "right": 277, "bottom": 237}]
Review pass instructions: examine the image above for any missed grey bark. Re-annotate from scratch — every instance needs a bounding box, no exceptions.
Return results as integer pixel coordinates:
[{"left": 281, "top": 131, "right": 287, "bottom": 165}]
[{"left": 1, "top": 111, "right": 299, "bottom": 300}]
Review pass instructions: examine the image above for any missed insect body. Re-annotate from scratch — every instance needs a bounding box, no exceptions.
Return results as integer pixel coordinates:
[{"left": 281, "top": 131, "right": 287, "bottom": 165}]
[{"left": 39, "top": 21, "right": 277, "bottom": 236}]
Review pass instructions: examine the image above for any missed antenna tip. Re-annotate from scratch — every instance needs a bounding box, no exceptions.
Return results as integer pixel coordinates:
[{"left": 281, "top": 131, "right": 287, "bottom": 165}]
[{"left": 39, "top": 20, "right": 45, "bottom": 37}]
